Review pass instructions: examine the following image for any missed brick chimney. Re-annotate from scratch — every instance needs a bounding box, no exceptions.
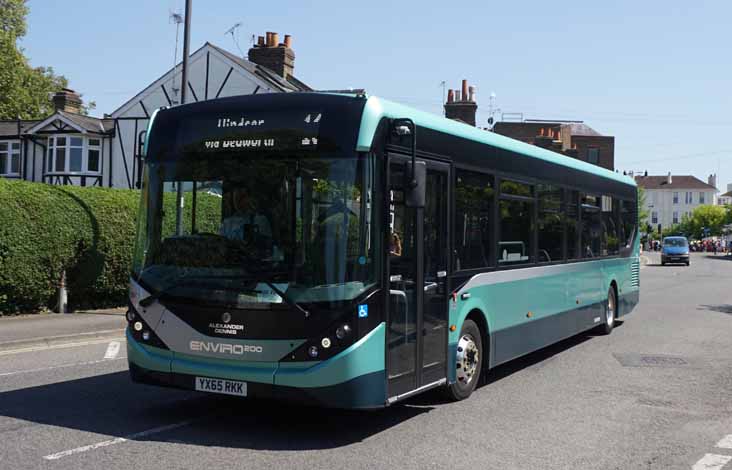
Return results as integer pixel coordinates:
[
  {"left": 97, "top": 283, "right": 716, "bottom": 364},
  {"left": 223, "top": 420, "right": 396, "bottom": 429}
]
[
  {"left": 444, "top": 79, "right": 478, "bottom": 126},
  {"left": 248, "top": 32, "right": 295, "bottom": 79},
  {"left": 52, "top": 88, "right": 82, "bottom": 114}
]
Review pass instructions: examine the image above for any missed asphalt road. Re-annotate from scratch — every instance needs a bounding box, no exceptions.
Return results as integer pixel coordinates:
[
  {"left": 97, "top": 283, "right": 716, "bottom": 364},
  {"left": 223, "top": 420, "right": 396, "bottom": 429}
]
[{"left": 1, "top": 253, "right": 731, "bottom": 470}]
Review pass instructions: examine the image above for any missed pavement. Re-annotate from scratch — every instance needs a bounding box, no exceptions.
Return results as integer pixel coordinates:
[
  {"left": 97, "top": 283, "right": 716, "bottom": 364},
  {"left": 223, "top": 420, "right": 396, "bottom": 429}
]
[
  {"left": 0, "top": 311, "right": 126, "bottom": 353},
  {"left": 0, "top": 253, "right": 731, "bottom": 470}
]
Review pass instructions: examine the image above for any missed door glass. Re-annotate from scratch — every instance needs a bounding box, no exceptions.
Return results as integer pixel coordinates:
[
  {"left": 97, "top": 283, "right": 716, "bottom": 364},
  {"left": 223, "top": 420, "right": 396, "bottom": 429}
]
[
  {"left": 388, "top": 168, "right": 417, "bottom": 384},
  {"left": 422, "top": 169, "right": 447, "bottom": 372}
]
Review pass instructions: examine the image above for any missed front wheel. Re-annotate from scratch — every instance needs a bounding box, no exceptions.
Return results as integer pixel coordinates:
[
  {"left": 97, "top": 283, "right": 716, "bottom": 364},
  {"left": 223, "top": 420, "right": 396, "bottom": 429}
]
[
  {"left": 444, "top": 319, "right": 483, "bottom": 401},
  {"left": 597, "top": 287, "right": 616, "bottom": 335}
]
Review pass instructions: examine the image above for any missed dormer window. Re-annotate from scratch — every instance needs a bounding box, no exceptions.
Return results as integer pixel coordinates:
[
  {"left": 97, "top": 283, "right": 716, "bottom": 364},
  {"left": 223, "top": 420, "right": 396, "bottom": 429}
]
[
  {"left": 0, "top": 141, "right": 21, "bottom": 176},
  {"left": 46, "top": 135, "right": 101, "bottom": 174}
]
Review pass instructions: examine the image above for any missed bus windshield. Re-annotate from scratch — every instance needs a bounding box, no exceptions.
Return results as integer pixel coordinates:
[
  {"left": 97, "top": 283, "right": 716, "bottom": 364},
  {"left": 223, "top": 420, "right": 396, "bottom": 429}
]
[{"left": 132, "top": 152, "right": 380, "bottom": 309}]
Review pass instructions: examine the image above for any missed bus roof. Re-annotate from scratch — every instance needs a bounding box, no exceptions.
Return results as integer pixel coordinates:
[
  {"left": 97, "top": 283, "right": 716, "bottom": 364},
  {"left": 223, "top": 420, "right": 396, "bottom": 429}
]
[{"left": 355, "top": 95, "right": 635, "bottom": 188}]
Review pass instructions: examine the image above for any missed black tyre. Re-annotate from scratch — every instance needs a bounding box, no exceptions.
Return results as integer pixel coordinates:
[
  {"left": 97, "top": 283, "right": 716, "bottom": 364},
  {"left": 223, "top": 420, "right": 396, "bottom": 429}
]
[
  {"left": 444, "top": 319, "right": 483, "bottom": 401},
  {"left": 686, "top": 261, "right": 690, "bottom": 266},
  {"left": 596, "top": 287, "right": 616, "bottom": 335}
]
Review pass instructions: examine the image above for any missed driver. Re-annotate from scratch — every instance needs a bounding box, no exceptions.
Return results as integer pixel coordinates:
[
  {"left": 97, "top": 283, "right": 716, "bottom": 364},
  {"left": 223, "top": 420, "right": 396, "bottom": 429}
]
[{"left": 220, "top": 186, "right": 273, "bottom": 243}]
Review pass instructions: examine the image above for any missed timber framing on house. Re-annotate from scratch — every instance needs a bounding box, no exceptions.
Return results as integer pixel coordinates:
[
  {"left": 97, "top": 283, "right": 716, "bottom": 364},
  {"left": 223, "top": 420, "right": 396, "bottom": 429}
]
[{"left": 1, "top": 37, "right": 311, "bottom": 189}]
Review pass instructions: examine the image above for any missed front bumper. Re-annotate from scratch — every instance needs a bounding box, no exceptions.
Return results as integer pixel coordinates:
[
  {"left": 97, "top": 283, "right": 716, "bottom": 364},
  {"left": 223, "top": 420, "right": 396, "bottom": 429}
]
[
  {"left": 662, "top": 253, "right": 689, "bottom": 263},
  {"left": 126, "top": 324, "right": 387, "bottom": 409}
]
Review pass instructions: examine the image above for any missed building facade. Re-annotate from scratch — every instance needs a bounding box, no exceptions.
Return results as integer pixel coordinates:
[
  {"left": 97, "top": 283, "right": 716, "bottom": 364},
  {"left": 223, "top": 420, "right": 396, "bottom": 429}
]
[
  {"left": 492, "top": 120, "right": 615, "bottom": 170},
  {"left": 635, "top": 173, "right": 718, "bottom": 232},
  {"left": 718, "top": 183, "right": 732, "bottom": 206},
  {"left": 0, "top": 34, "right": 310, "bottom": 189}
]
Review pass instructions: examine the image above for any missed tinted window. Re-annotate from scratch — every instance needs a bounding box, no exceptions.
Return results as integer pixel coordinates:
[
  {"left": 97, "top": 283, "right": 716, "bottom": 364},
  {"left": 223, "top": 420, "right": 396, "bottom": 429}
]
[
  {"left": 603, "top": 196, "right": 619, "bottom": 256},
  {"left": 499, "top": 198, "right": 533, "bottom": 265},
  {"left": 621, "top": 199, "right": 637, "bottom": 249},
  {"left": 537, "top": 184, "right": 563, "bottom": 262},
  {"left": 566, "top": 190, "right": 579, "bottom": 259},
  {"left": 500, "top": 179, "right": 532, "bottom": 197},
  {"left": 454, "top": 170, "right": 494, "bottom": 270},
  {"left": 581, "top": 193, "right": 603, "bottom": 258}
]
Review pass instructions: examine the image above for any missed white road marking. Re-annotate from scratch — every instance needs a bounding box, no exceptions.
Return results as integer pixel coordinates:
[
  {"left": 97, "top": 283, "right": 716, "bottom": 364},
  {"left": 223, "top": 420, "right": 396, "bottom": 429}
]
[
  {"left": 0, "top": 337, "right": 124, "bottom": 357},
  {"left": 104, "top": 341, "right": 121, "bottom": 359},
  {"left": 692, "top": 453, "right": 732, "bottom": 470},
  {"left": 716, "top": 435, "right": 732, "bottom": 449},
  {"left": 0, "top": 357, "right": 126, "bottom": 378},
  {"left": 43, "top": 420, "right": 196, "bottom": 461}
]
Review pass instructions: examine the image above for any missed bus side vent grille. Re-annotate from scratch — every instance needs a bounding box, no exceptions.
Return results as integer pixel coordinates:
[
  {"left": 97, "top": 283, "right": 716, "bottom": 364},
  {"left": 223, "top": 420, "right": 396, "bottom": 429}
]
[{"left": 630, "top": 259, "right": 640, "bottom": 287}]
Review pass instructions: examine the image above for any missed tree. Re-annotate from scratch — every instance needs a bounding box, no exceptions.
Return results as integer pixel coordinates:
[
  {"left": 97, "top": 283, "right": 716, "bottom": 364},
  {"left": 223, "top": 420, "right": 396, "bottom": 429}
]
[
  {"left": 688, "top": 205, "right": 727, "bottom": 238},
  {"left": 637, "top": 186, "right": 649, "bottom": 232},
  {"left": 0, "top": 0, "right": 69, "bottom": 120}
]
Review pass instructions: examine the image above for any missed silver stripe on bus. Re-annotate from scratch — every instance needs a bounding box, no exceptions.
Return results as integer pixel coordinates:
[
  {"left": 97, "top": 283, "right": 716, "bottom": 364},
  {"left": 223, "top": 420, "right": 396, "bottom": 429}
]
[
  {"left": 387, "top": 378, "right": 447, "bottom": 405},
  {"left": 458, "top": 257, "right": 634, "bottom": 294}
]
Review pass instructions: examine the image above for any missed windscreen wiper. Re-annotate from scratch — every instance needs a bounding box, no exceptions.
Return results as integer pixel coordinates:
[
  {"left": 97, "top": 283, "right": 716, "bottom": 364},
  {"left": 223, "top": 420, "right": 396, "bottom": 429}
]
[{"left": 261, "top": 281, "right": 310, "bottom": 318}]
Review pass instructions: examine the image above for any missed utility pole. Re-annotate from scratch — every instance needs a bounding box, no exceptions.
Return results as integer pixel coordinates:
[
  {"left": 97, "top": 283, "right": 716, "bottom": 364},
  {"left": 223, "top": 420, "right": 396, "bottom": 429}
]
[{"left": 176, "top": 0, "right": 192, "bottom": 236}]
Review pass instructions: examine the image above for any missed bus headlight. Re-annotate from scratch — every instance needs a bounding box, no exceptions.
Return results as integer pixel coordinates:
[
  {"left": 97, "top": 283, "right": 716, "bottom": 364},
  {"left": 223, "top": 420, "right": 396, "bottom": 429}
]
[
  {"left": 133, "top": 321, "right": 143, "bottom": 332},
  {"left": 142, "top": 331, "right": 151, "bottom": 341},
  {"left": 126, "top": 310, "right": 136, "bottom": 322},
  {"left": 321, "top": 337, "right": 332, "bottom": 349},
  {"left": 308, "top": 346, "right": 319, "bottom": 358}
]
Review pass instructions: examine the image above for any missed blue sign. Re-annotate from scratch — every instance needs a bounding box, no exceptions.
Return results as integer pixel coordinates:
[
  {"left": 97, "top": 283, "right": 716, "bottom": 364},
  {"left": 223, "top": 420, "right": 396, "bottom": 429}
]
[{"left": 358, "top": 304, "right": 369, "bottom": 318}]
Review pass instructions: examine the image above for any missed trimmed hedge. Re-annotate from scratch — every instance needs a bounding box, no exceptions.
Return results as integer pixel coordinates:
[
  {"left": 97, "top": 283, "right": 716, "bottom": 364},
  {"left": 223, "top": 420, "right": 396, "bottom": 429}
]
[
  {"left": 0, "top": 179, "right": 225, "bottom": 314},
  {"left": 0, "top": 178, "right": 140, "bottom": 314}
]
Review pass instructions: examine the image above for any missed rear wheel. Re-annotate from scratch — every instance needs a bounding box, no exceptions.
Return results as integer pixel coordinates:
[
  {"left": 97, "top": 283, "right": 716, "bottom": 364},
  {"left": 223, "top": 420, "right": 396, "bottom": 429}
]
[
  {"left": 597, "top": 287, "right": 616, "bottom": 335},
  {"left": 444, "top": 319, "right": 482, "bottom": 401}
]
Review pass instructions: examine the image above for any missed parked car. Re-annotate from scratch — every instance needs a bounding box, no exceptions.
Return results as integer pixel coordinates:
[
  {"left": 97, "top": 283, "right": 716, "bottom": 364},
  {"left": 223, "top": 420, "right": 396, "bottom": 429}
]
[{"left": 661, "top": 236, "right": 690, "bottom": 266}]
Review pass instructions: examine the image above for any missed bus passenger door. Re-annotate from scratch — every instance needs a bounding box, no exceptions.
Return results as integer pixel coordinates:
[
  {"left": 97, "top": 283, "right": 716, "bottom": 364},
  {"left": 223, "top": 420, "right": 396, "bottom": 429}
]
[{"left": 387, "top": 156, "right": 449, "bottom": 399}]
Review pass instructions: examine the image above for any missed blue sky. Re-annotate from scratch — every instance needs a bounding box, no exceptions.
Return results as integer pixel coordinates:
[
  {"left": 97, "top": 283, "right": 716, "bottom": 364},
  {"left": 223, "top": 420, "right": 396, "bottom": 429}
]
[{"left": 21, "top": 0, "right": 732, "bottom": 191}]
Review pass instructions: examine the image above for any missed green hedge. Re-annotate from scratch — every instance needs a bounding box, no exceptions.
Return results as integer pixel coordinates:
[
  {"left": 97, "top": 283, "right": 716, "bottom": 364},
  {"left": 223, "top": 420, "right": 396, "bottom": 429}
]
[
  {"left": 0, "top": 179, "right": 226, "bottom": 314},
  {"left": 0, "top": 178, "right": 140, "bottom": 314}
]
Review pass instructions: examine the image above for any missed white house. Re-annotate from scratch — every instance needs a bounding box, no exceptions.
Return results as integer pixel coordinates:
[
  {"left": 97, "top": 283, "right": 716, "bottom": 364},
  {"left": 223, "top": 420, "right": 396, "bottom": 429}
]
[
  {"left": 0, "top": 34, "right": 310, "bottom": 188},
  {"left": 635, "top": 173, "right": 719, "bottom": 232},
  {"left": 718, "top": 183, "right": 732, "bottom": 206}
]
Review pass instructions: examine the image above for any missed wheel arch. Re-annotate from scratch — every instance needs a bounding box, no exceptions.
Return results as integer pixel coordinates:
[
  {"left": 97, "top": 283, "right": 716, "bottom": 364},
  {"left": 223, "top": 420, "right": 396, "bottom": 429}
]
[
  {"left": 608, "top": 278, "right": 619, "bottom": 317},
  {"left": 464, "top": 308, "right": 490, "bottom": 372}
]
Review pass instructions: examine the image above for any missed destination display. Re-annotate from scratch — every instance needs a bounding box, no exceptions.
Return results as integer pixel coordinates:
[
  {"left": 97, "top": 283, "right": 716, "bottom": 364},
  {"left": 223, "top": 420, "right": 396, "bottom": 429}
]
[{"left": 180, "top": 109, "right": 323, "bottom": 153}]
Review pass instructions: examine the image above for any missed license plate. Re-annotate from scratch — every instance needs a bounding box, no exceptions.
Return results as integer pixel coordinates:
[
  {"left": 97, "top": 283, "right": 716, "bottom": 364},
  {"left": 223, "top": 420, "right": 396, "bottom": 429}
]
[{"left": 195, "top": 377, "right": 247, "bottom": 397}]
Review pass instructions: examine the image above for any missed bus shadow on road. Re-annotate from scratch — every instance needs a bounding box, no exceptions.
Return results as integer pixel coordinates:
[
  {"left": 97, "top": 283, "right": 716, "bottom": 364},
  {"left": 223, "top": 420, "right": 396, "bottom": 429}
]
[
  {"left": 0, "top": 326, "right": 619, "bottom": 451},
  {"left": 697, "top": 304, "right": 732, "bottom": 315},
  {"left": 0, "top": 370, "right": 431, "bottom": 451},
  {"left": 409, "top": 326, "right": 611, "bottom": 406}
]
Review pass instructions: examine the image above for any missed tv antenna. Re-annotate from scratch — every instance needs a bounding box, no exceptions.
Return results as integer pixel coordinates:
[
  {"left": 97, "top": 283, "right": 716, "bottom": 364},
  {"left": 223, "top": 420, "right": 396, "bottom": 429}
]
[
  {"left": 225, "top": 22, "right": 244, "bottom": 56},
  {"left": 169, "top": 10, "right": 184, "bottom": 104}
]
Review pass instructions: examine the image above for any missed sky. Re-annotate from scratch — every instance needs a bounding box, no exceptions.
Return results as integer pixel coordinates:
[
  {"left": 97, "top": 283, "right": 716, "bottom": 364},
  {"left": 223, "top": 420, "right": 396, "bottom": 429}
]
[{"left": 21, "top": 0, "right": 732, "bottom": 191}]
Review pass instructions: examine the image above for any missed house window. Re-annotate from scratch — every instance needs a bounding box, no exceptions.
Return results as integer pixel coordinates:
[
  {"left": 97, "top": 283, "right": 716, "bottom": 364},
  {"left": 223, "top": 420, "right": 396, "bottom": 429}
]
[
  {"left": 673, "top": 192, "right": 679, "bottom": 204},
  {"left": 0, "top": 141, "right": 21, "bottom": 176},
  {"left": 673, "top": 211, "right": 678, "bottom": 224},
  {"left": 685, "top": 191, "right": 692, "bottom": 204},
  {"left": 651, "top": 211, "right": 658, "bottom": 224},
  {"left": 587, "top": 148, "right": 599, "bottom": 164},
  {"left": 699, "top": 192, "right": 705, "bottom": 204},
  {"left": 46, "top": 135, "right": 101, "bottom": 174}
]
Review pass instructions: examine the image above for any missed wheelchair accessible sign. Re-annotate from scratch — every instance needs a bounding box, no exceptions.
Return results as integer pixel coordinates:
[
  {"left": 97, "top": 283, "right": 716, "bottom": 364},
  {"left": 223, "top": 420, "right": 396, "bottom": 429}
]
[{"left": 358, "top": 304, "right": 369, "bottom": 318}]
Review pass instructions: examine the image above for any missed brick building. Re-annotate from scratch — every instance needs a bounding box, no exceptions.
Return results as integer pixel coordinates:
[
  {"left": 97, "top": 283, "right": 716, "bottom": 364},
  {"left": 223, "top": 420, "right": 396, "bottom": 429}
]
[{"left": 492, "top": 120, "right": 615, "bottom": 170}]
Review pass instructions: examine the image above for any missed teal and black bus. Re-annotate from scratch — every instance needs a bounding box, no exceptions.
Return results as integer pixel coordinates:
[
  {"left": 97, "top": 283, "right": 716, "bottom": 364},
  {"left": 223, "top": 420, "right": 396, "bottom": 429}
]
[{"left": 127, "top": 92, "right": 640, "bottom": 408}]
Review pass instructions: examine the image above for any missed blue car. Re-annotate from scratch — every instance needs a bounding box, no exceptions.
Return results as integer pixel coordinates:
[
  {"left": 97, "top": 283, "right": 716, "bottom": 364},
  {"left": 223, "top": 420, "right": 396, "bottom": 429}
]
[{"left": 661, "top": 236, "right": 690, "bottom": 266}]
